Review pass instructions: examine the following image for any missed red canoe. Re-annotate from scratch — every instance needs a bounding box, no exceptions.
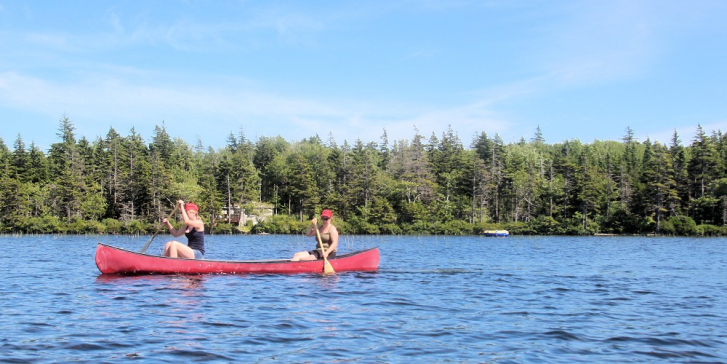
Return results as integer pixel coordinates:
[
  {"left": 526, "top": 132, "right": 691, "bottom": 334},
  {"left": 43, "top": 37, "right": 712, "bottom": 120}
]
[{"left": 95, "top": 243, "right": 380, "bottom": 275}]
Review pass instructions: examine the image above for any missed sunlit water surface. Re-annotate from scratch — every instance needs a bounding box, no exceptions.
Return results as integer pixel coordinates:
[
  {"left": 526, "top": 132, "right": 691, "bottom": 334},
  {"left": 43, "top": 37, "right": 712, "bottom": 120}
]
[{"left": 1, "top": 234, "right": 725, "bottom": 362}]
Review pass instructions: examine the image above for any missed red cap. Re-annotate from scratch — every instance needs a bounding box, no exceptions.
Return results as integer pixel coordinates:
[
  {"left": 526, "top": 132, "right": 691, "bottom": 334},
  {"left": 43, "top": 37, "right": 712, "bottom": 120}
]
[
  {"left": 185, "top": 203, "right": 199, "bottom": 212},
  {"left": 321, "top": 209, "right": 332, "bottom": 218}
]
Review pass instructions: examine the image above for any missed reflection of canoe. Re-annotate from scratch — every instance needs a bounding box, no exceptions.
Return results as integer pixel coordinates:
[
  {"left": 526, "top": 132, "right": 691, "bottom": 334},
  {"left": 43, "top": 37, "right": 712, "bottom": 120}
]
[
  {"left": 483, "top": 230, "right": 509, "bottom": 237},
  {"left": 95, "top": 243, "right": 380, "bottom": 275}
]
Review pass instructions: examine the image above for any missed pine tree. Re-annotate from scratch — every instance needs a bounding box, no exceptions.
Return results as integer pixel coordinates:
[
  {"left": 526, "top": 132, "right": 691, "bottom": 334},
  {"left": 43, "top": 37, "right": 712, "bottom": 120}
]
[
  {"left": 11, "top": 135, "right": 29, "bottom": 182},
  {"left": 688, "top": 125, "right": 719, "bottom": 199},
  {"left": 622, "top": 126, "right": 638, "bottom": 174},
  {"left": 47, "top": 116, "right": 88, "bottom": 221},
  {"left": 27, "top": 142, "right": 49, "bottom": 184},
  {"left": 669, "top": 130, "right": 689, "bottom": 213},
  {"left": 103, "top": 127, "right": 125, "bottom": 218},
  {"left": 531, "top": 125, "right": 545, "bottom": 144},
  {"left": 118, "top": 128, "right": 151, "bottom": 222},
  {"left": 253, "top": 135, "right": 290, "bottom": 203}
]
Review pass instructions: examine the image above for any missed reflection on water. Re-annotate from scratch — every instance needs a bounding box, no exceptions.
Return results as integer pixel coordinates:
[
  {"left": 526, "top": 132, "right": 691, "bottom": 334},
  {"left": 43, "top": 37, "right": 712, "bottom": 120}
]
[
  {"left": 95, "top": 274, "right": 206, "bottom": 290},
  {"left": 1, "top": 235, "right": 726, "bottom": 362}
]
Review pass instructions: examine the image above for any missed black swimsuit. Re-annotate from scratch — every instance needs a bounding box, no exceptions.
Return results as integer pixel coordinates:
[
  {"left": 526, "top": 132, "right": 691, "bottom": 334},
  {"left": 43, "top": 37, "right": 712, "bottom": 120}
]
[{"left": 185, "top": 227, "right": 205, "bottom": 255}]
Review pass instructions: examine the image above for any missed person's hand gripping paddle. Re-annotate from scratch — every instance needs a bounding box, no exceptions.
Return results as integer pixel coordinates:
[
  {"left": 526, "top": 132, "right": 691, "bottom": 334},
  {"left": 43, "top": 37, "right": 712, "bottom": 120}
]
[{"left": 140, "top": 203, "right": 179, "bottom": 254}]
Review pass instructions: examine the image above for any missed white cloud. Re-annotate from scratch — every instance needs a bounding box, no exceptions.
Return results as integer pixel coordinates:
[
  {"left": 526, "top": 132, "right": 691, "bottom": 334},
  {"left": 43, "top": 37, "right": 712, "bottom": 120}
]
[
  {"left": 4, "top": 1, "right": 725, "bottom": 151},
  {"left": 0, "top": 66, "right": 522, "bottom": 148}
]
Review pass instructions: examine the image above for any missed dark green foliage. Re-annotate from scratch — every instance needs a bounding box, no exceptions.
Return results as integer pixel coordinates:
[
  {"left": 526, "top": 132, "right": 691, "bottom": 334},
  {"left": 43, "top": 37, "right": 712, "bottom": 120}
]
[
  {"left": 697, "top": 224, "right": 726, "bottom": 236},
  {"left": 2, "top": 118, "right": 727, "bottom": 236},
  {"left": 254, "top": 214, "right": 308, "bottom": 234},
  {"left": 21, "top": 216, "right": 63, "bottom": 233},
  {"left": 212, "top": 222, "right": 238, "bottom": 234},
  {"left": 102, "top": 219, "right": 124, "bottom": 234},
  {"left": 666, "top": 216, "right": 699, "bottom": 236}
]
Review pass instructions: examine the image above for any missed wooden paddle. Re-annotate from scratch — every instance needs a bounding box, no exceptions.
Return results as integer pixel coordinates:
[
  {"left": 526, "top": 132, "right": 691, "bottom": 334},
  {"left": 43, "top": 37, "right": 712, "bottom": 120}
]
[
  {"left": 140, "top": 203, "right": 179, "bottom": 254},
  {"left": 313, "top": 220, "right": 336, "bottom": 275}
]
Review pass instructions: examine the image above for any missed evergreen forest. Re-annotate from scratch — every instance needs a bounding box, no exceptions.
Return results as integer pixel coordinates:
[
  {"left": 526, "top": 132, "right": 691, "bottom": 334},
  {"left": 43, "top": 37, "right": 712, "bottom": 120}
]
[{"left": 2, "top": 116, "right": 727, "bottom": 236}]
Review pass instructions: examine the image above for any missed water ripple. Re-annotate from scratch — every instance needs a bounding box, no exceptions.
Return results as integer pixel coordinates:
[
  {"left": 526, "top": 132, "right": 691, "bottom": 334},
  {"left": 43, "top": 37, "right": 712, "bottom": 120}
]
[{"left": 1, "top": 235, "right": 726, "bottom": 362}]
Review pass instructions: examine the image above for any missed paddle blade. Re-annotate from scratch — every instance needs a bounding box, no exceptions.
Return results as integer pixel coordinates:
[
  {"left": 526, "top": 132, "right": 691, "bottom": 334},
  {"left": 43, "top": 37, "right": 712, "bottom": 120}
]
[
  {"left": 323, "top": 258, "right": 336, "bottom": 275},
  {"left": 139, "top": 232, "right": 158, "bottom": 254}
]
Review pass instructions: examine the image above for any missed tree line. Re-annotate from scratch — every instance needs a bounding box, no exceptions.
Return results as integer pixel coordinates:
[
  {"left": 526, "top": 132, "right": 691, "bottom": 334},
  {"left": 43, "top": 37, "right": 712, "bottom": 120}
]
[{"left": 1, "top": 116, "right": 726, "bottom": 236}]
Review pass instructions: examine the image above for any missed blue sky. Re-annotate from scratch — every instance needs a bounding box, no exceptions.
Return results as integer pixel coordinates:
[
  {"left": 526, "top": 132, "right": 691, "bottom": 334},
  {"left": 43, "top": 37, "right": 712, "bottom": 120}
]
[{"left": 1, "top": 1, "right": 726, "bottom": 151}]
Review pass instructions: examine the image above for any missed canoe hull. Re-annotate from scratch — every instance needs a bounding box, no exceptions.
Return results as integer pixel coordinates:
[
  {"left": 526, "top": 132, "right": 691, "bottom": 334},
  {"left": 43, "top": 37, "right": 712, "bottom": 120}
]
[{"left": 95, "top": 243, "right": 380, "bottom": 275}]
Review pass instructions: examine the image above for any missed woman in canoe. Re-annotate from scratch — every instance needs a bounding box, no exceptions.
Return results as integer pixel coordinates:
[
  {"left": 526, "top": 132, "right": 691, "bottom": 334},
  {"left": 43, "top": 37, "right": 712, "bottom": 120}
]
[
  {"left": 291, "top": 209, "right": 338, "bottom": 261},
  {"left": 162, "top": 200, "right": 205, "bottom": 259}
]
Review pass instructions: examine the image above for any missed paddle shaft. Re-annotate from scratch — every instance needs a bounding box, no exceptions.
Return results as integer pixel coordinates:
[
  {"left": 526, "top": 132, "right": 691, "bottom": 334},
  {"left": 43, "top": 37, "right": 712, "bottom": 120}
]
[{"left": 140, "top": 203, "right": 179, "bottom": 254}]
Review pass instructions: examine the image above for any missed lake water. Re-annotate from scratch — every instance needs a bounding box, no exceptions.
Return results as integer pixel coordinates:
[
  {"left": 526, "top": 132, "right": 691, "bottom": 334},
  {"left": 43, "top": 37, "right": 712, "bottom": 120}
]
[{"left": 1, "top": 234, "right": 725, "bottom": 363}]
